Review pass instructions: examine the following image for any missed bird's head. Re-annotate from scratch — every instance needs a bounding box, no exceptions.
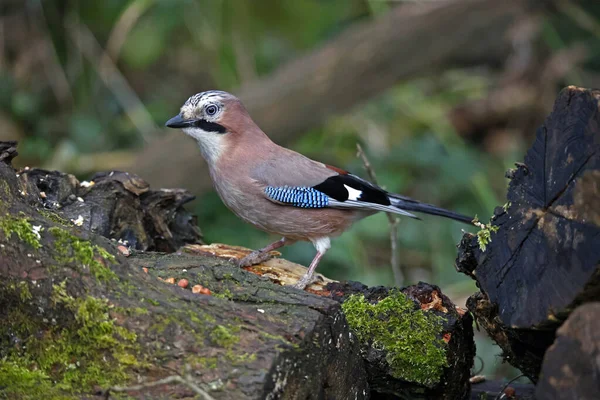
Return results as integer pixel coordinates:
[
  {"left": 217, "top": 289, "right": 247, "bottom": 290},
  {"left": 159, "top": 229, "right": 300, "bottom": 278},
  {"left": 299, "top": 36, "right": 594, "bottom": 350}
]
[{"left": 166, "top": 90, "right": 257, "bottom": 163}]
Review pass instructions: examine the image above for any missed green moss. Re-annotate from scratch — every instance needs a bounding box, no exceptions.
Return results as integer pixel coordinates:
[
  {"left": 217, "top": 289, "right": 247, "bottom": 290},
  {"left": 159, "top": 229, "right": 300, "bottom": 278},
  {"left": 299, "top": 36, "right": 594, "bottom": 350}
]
[
  {"left": 48, "top": 227, "right": 117, "bottom": 281},
  {"left": 132, "top": 307, "right": 149, "bottom": 315},
  {"left": 472, "top": 215, "right": 499, "bottom": 252},
  {"left": 17, "top": 281, "right": 33, "bottom": 302},
  {"left": 5, "top": 280, "right": 33, "bottom": 303},
  {"left": 342, "top": 291, "right": 448, "bottom": 386},
  {"left": 212, "top": 288, "right": 233, "bottom": 300},
  {"left": 143, "top": 297, "right": 160, "bottom": 306},
  {"left": 210, "top": 325, "right": 239, "bottom": 348},
  {"left": 0, "top": 180, "right": 9, "bottom": 211},
  {"left": 38, "top": 209, "right": 70, "bottom": 226},
  {"left": 0, "top": 214, "right": 42, "bottom": 249},
  {"left": 0, "top": 178, "right": 9, "bottom": 195},
  {"left": 185, "top": 355, "right": 218, "bottom": 369},
  {"left": 0, "top": 282, "right": 141, "bottom": 399},
  {"left": 0, "top": 360, "right": 58, "bottom": 400},
  {"left": 148, "top": 314, "right": 172, "bottom": 334},
  {"left": 258, "top": 331, "right": 299, "bottom": 349},
  {"left": 225, "top": 350, "right": 256, "bottom": 365}
]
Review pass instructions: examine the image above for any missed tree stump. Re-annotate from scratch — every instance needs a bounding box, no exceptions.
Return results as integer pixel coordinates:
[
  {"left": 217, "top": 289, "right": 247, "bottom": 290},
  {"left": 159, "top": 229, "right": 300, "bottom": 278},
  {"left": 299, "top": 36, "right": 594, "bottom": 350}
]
[
  {"left": 0, "top": 141, "right": 474, "bottom": 399},
  {"left": 535, "top": 302, "right": 600, "bottom": 400},
  {"left": 456, "top": 86, "right": 600, "bottom": 381}
]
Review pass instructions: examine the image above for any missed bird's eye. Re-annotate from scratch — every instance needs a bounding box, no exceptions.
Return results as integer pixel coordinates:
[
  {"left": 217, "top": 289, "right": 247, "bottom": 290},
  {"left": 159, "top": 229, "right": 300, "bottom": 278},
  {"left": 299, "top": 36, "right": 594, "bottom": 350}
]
[{"left": 205, "top": 105, "right": 218, "bottom": 116}]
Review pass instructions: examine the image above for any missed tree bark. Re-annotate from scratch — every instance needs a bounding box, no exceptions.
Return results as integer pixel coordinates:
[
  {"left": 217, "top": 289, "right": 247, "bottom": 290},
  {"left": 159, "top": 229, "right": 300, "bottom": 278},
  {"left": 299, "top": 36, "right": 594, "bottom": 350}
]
[{"left": 131, "top": 0, "right": 539, "bottom": 195}]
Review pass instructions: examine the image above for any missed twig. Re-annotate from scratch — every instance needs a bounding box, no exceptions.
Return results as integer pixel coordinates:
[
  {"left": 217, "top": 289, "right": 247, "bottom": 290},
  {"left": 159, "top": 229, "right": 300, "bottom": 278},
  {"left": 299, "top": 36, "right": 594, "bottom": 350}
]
[
  {"left": 494, "top": 373, "right": 525, "bottom": 400},
  {"left": 105, "top": 372, "right": 215, "bottom": 400},
  {"left": 231, "top": 1, "right": 257, "bottom": 85},
  {"left": 65, "top": 19, "right": 157, "bottom": 143},
  {"left": 32, "top": 2, "right": 74, "bottom": 105},
  {"left": 471, "top": 355, "right": 485, "bottom": 376},
  {"left": 558, "top": 0, "right": 600, "bottom": 40},
  {"left": 0, "top": 16, "right": 5, "bottom": 71},
  {"left": 356, "top": 143, "right": 403, "bottom": 286},
  {"left": 101, "top": 0, "right": 153, "bottom": 74}
]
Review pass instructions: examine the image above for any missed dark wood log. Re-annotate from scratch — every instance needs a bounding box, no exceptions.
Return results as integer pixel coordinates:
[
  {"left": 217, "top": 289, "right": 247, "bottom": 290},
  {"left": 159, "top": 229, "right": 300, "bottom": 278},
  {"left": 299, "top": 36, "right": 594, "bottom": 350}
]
[
  {"left": 456, "top": 86, "right": 600, "bottom": 381},
  {"left": 536, "top": 302, "right": 600, "bottom": 400},
  {"left": 0, "top": 141, "right": 474, "bottom": 399},
  {"left": 131, "top": 0, "right": 540, "bottom": 195}
]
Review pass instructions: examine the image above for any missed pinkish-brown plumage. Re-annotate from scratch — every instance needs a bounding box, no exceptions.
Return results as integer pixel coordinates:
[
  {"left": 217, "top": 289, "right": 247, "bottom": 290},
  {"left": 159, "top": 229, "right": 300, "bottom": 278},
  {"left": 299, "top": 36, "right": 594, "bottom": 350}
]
[{"left": 180, "top": 93, "right": 367, "bottom": 241}]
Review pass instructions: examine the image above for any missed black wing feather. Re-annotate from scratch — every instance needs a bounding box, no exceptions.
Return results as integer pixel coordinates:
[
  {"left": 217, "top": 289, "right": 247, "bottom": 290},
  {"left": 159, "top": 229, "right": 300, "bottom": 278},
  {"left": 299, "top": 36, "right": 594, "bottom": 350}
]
[{"left": 312, "top": 174, "right": 390, "bottom": 205}]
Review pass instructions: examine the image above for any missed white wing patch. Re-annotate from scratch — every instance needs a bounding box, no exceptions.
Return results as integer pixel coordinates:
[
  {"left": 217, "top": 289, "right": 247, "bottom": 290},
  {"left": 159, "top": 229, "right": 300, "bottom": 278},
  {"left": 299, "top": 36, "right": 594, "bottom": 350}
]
[{"left": 344, "top": 184, "right": 362, "bottom": 201}]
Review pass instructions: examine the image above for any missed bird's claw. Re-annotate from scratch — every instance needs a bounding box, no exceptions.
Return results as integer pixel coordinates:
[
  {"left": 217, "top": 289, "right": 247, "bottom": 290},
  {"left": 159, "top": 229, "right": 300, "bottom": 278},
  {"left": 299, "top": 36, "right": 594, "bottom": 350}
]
[
  {"left": 292, "top": 274, "right": 315, "bottom": 290},
  {"left": 237, "top": 250, "right": 272, "bottom": 268}
]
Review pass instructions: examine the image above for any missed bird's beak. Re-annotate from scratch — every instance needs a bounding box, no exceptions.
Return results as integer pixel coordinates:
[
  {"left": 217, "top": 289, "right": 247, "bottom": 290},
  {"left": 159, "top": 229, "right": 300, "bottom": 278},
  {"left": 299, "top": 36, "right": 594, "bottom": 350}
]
[{"left": 165, "top": 114, "right": 193, "bottom": 129}]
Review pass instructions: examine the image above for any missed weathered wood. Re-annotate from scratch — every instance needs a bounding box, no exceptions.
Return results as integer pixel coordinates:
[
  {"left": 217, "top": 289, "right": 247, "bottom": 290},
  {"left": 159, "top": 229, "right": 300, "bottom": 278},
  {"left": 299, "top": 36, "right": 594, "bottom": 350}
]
[
  {"left": 18, "top": 168, "right": 202, "bottom": 252},
  {"left": 456, "top": 86, "right": 600, "bottom": 381},
  {"left": 536, "top": 302, "right": 600, "bottom": 400},
  {"left": 0, "top": 141, "right": 474, "bottom": 399}
]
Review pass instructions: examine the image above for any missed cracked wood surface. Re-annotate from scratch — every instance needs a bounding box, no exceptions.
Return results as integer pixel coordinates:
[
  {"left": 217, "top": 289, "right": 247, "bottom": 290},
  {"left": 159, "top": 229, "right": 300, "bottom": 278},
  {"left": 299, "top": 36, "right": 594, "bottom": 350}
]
[{"left": 456, "top": 86, "right": 600, "bottom": 381}]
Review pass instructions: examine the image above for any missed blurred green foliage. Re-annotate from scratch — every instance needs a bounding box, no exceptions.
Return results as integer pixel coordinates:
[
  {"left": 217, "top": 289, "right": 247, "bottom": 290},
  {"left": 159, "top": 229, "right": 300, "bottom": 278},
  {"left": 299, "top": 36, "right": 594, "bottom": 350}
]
[{"left": 2, "top": 0, "right": 600, "bottom": 380}]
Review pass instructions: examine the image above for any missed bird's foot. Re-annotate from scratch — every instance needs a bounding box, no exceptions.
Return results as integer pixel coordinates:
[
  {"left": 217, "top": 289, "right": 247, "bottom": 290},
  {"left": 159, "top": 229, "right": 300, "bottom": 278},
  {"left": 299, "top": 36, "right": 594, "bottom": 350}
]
[
  {"left": 293, "top": 273, "right": 315, "bottom": 290},
  {"left": 237, "top": 249, "right": 272, "bottom": 268}
]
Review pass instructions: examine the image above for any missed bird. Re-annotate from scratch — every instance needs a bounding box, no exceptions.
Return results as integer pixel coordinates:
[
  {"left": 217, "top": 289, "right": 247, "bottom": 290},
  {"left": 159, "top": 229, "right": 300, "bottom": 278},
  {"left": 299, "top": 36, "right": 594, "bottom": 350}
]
[{"left": 165, "top": 90, "right": 473, "bottom": 289}]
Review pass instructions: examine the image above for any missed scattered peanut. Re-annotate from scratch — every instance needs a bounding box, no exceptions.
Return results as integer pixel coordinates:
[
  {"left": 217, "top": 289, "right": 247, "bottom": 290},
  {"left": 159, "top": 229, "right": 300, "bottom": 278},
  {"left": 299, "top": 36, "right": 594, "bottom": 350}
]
[
  {"left": 177, "top": 279, "right": 189, "bottom": 288},
  {"left": 142, "top": 267, "right": 148, "bottom": 273},
  {"left": 192, "top": 284, "right": 211, "bottom": 295},
  {"left": 117, "top": 245, "right": 130, "bottom": 256},
  {"left": 164, "top": 277, "right": 176, "bottom": 284}
]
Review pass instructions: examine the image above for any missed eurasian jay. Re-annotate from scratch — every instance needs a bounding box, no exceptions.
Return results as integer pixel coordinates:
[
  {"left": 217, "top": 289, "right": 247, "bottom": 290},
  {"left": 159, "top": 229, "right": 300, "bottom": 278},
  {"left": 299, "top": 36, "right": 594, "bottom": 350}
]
[{"left": 166, "top": 91, "right": 473, "bottom": 289}]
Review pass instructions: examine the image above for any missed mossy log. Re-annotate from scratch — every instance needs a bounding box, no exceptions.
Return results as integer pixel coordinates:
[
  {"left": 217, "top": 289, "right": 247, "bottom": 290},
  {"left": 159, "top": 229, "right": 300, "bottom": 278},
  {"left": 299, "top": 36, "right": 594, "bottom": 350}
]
[
  {"left": 328, "top": 282, "right": 475, "bottom": 399},
  {"left": 0, "top": 141, "right": 474, "bottom": 399},
  {"left": 456, "top": 86, "right": 600, "bottom": 381}
]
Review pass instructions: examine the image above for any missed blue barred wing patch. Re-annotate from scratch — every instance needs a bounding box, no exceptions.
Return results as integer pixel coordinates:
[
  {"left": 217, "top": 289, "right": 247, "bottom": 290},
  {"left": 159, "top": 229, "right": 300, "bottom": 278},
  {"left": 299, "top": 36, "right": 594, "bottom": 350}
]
[{"left": 264, "top": 186, "right": 329, "bottom": 208}]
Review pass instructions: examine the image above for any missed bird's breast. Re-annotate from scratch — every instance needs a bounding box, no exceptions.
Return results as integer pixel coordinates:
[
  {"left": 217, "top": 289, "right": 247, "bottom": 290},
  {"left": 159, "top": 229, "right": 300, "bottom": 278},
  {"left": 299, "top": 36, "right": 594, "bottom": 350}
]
[{"left": 209, "top": 169, "right": 359, "bottom": 241}]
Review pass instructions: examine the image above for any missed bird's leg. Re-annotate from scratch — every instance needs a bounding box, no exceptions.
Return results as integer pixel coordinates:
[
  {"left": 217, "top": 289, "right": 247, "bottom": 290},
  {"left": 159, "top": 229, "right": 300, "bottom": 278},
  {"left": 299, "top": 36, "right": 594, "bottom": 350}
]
[
  {"left": 237, "top": 237, "right": 289, "bottom": 267},
  {"left": 293, "top": 251, "right": 326, "bottom": 290}
]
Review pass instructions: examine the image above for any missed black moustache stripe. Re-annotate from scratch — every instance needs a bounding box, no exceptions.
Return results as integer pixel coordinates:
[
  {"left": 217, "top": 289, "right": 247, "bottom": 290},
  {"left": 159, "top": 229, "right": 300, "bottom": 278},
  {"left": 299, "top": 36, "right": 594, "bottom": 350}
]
[{"left": 192, "top": 119, "right": 227, "bottom": 134}]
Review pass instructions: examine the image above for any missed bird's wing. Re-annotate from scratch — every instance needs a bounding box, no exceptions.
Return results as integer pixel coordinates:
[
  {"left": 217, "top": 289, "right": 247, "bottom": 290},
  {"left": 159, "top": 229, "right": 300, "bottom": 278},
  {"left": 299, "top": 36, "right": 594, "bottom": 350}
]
[{"left": 250, "top": 148, "right": 418, "bottom": 219}]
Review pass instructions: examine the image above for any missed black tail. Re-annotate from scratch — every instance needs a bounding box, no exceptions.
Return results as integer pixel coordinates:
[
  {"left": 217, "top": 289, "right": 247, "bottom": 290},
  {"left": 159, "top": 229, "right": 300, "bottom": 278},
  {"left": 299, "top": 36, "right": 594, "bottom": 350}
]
[{"left": 389, "top": 194, "right": 474, "bottom": 225}]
